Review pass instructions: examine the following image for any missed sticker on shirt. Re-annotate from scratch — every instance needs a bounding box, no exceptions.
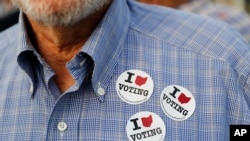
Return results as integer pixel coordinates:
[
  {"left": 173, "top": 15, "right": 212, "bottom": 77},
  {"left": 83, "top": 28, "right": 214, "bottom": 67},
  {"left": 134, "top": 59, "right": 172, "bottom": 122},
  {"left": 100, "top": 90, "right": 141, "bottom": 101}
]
[
  {"left": 126, "top": 111, "right": 166, "bottom": 141},
  {"left": 160, "top": 85, "right": 196, "bottom": 121},
  {"left": 116, "top": 70, "right": 154, "bottom": 104}
]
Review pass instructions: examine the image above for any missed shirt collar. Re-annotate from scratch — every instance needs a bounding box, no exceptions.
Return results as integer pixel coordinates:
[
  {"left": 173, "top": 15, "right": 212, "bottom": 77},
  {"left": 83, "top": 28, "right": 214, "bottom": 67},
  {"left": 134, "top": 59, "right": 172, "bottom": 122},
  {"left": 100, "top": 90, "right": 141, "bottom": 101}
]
[
  {"left": 17, "top": 12, "right": 43, "bottom": 95},
  {"left": 79, "top": 0, "right": 130, "bottom": 101},
  {"left": 16, "top": 0, "right": 131, "bottom": 101}
]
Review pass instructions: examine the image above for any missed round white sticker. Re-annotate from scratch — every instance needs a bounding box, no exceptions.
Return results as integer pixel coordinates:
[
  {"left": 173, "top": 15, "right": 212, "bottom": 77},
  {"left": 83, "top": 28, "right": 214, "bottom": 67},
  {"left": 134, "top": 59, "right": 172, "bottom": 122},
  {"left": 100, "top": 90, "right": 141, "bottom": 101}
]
[
  {"left": 160, "top": 85, "right": 196, "bottom": 121},
  {"left": 116, "top": 70, "right": 154, "bottom": 104},
  {"left": 126, "top": 111, "right": 166, "bottom": 141}
]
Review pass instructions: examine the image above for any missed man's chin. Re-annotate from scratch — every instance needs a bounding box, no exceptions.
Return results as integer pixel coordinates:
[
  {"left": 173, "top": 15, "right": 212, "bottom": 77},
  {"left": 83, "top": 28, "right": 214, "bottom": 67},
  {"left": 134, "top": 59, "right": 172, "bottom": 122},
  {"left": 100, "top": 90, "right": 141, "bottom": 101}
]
[{"left": 27, "top": 13, "right": 84, "bottom": 27}]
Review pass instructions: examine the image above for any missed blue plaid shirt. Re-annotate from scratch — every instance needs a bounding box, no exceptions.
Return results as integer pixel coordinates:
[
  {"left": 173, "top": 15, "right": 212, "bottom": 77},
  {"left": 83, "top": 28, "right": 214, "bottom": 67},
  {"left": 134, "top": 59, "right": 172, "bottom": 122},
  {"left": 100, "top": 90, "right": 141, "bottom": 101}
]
[{"left": 1, "top": 0, "right": 250, "bottom": 140}]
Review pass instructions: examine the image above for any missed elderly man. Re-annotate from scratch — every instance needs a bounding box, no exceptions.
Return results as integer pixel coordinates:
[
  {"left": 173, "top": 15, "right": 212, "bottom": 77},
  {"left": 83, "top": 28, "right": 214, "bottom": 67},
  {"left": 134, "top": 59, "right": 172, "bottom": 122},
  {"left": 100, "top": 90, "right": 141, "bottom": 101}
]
[{"left": 0, "top": 0, "right": 250, "bottom": 140}]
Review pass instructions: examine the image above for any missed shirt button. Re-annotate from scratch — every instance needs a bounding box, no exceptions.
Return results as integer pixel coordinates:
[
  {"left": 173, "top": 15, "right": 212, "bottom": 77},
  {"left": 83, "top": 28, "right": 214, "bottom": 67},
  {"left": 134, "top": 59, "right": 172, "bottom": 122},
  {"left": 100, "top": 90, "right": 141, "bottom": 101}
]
[
  {"left": 57, "top": 122, "right": 67, "bottom": 132},
  {"left": 97, "top": 87, "right": 105, "bottom": 96}
]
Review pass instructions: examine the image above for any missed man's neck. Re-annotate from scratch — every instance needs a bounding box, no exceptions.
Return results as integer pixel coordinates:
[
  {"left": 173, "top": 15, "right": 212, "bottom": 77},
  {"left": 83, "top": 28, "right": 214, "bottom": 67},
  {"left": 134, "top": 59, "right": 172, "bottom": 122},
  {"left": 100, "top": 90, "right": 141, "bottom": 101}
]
[{"left": 25, "top": 1, "right": 111, "bottom": 93}]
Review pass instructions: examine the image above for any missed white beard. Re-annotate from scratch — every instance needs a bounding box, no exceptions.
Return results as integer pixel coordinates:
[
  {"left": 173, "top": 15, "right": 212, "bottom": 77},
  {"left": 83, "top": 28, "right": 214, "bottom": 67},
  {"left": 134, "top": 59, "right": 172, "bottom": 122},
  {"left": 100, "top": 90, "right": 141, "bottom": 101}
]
[{"left": 10, "top": 0, "right": 110, "bottom": 26}]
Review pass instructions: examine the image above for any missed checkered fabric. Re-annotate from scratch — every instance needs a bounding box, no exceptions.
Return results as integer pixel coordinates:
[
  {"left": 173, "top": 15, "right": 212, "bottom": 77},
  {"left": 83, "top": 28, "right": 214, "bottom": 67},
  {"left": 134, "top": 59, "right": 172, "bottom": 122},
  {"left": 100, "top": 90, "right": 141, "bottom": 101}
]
[{"left": 0, "top": 0, "right": 250, "bottom": 140}]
